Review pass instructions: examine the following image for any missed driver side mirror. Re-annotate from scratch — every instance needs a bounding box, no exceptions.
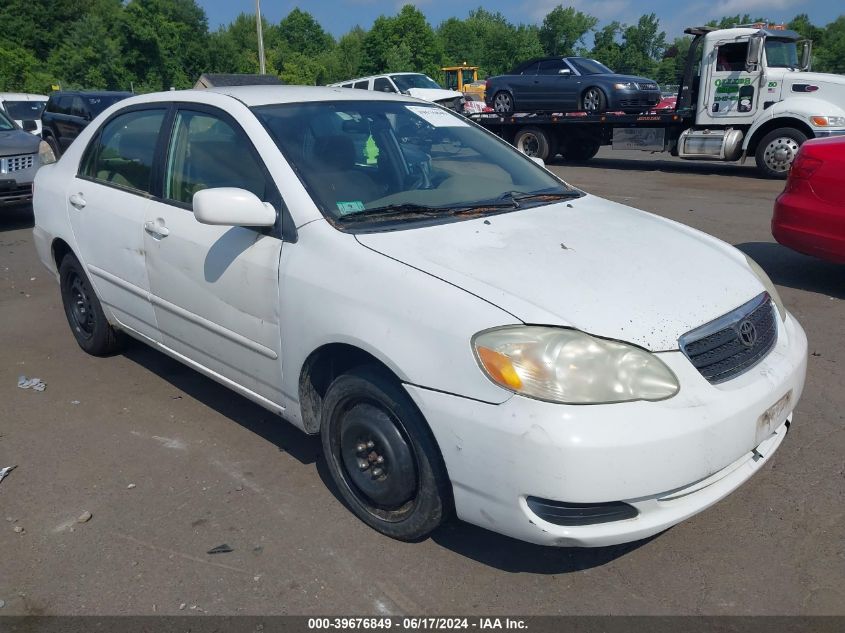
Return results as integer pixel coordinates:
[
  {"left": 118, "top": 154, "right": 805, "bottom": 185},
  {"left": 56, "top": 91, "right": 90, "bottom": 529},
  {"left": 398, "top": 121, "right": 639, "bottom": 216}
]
[
  {"left": 194, "top": 187, "right": 276, "bottom": 227},
  {"left": 799, "top": 39, "right": 813, "bottom": 71},
  {"left": 746, "top": 34, "right": 764, "bottom": 72},
  {"left": 558, "top": 68, "right": 572, "bottom": 75}
]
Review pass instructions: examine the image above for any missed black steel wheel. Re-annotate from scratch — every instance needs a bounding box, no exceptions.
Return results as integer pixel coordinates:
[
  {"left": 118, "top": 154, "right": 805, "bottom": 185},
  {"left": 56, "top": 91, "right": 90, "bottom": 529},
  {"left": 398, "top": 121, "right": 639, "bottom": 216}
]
[
  {"left": 59, "top": 254, "right": 124, "bottom": 355},
  {"left": 493, "top": 91, "right": 514, "bottom": 115},
  {"left": 321, "top": 365, "right": 450, "bottom": 540}
]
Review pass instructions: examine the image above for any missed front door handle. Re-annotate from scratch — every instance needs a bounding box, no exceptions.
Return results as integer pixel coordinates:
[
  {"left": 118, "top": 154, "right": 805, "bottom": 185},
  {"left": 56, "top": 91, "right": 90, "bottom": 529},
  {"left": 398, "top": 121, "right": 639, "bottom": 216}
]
[
  {"left": 144, "top": 220, "right": 170, "bottom": 239},
  {"left": 69, "top": 193, "right": 86, "bottom": 209}
]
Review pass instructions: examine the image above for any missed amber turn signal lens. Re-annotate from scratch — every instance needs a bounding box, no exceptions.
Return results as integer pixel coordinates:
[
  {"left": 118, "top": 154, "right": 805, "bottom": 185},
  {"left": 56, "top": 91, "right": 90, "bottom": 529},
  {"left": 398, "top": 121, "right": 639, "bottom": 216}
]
[{"left": 477, "top": 346, "right": 523, "bottom": 389}]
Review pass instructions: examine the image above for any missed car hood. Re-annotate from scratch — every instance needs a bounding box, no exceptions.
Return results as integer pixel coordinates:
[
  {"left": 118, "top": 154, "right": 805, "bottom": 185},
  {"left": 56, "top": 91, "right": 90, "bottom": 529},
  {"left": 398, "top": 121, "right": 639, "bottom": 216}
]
[
  {"left": 0, "top": 128, "right": 40, "bottom": 155},
  {"left": 406, "top": 88, "right": 464, "bottom": 102},
  {"left": 355, "top": 195, "right": 764, "bottom": 351}
]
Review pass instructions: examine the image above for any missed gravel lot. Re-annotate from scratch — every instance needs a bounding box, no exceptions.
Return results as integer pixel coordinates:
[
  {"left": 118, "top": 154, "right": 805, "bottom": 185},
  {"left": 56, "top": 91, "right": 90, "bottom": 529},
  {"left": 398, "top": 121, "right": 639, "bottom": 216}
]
[{"left": 1, "top": 148, "right": 843, "bottom": 616}]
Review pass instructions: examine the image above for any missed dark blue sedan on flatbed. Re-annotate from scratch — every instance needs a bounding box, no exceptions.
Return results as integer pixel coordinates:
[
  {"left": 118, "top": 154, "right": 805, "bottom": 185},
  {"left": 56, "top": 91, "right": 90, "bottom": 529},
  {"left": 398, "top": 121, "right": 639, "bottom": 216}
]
[{"left": 485, "top": 57, "right": 661, "bottom": 115}]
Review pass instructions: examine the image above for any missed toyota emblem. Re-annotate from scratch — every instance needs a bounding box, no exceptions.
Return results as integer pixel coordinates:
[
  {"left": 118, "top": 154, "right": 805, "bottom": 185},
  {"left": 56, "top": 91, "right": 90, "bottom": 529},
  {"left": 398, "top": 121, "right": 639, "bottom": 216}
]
[{"left": 739, "top": 320, "right": 757, "bottom": 347}]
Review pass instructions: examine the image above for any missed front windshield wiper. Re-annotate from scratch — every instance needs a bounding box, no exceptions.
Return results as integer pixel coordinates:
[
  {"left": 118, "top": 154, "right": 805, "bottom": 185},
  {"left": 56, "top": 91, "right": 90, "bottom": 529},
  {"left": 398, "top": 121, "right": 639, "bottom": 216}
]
[
  {"left": 495, "top": 190, "right": 582, "bottom": 207},
  {"left": 336, "top": 203, "right": 466, "bottom": 223}
]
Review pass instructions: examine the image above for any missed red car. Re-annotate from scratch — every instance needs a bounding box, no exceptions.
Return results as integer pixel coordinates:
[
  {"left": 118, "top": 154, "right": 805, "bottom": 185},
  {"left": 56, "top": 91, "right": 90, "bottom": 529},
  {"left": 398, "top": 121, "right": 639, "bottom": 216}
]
[{"left": 772, "top": 136, "right": 845, "bottom": 264}]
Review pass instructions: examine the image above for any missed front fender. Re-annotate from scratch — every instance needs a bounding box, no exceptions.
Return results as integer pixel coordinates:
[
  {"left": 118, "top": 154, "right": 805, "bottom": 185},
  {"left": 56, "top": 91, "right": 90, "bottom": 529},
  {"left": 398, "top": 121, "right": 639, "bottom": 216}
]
[{"left": 743, "top": 97, "right": 845, "bottom": 149}]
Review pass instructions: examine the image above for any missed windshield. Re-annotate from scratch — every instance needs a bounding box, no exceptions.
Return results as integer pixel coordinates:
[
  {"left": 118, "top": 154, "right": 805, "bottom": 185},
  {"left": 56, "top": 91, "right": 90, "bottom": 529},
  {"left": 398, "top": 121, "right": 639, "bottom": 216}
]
[
  {"left": 3, "top": 100, "right": 46, "bottom": 120},
  {"left": 765, "top": 39, "right": 800, "bottom": 69},
  {"left": 390, "top": 74, "right": 442, "bottom": 91},
  {"left": 568, "top": 58, "right": 613, "bottom": 75},
  {"left": 84, "top": 95, "right": 128, "bottom": 117},
  {"left": 0, "top": 110, "right": 14, "bottom": 131},
  {"left": 253, "top": 100, "right": 576, "bottom": 227}
]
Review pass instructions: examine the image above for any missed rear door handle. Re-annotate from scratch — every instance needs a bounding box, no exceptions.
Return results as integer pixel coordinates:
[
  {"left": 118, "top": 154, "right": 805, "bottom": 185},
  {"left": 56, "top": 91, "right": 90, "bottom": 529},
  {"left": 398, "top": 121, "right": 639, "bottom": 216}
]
[
  {"left": 69, "top": 193, "right": 86, "bottom": 209},
  {"left": 144, "top": 220, "right": 170, "bottom": 239}
]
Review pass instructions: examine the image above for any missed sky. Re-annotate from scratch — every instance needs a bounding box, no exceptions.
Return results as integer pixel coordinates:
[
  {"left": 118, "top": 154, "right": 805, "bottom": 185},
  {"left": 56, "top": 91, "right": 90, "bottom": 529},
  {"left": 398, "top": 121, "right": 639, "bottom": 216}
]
[{"left": 199, "top": 0, "right": 841, "bottom": 41}]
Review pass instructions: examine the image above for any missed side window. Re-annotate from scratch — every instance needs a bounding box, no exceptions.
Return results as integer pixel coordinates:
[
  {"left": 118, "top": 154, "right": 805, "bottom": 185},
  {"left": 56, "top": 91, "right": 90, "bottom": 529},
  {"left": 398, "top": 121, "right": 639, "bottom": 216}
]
[
  {"left": 519, "top": 62, "right": 540, "bottom": 75},
  {"left": 353, "top": 80, "right": 370, "bottom": 90},
  {"left": 373, "top": 78, "right": 396, "bottom": 93},
  {"left": 537, "top": 60, "right": 565, "bottom": 75},
  {"left": 716, "top": 43, "right": 748, "bottom": 72},
  {"left": 341, "top": 83, "right": 353, "bottom": 88},
  {"left": 164, "top": 110, "right": 268, "bottom": 206},
  {"left": 82, "top": 108, "right": 165, "bottom": 193},
  {"left": 57, "top": 96, "right": 73, "bottom": 115},
  {"left": 70, "top": 96, "right": 87, "bottom": 118}
]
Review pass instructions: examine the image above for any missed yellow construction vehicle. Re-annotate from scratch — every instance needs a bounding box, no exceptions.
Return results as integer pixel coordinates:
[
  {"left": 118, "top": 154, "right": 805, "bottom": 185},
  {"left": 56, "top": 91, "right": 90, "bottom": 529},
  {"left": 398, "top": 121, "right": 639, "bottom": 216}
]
[{"left": 441, "top": 63, "right": 486, "bottom": 102}]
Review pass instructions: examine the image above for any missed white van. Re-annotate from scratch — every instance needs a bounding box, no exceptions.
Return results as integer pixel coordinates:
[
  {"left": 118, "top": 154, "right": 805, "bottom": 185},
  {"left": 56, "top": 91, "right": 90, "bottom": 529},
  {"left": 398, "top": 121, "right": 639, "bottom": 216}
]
[
  {"left": 329, "top": 73, "right": 465, "bottom": 112},
  {"left": 0, "top": 92, "right": 49, "bottom": 135}
]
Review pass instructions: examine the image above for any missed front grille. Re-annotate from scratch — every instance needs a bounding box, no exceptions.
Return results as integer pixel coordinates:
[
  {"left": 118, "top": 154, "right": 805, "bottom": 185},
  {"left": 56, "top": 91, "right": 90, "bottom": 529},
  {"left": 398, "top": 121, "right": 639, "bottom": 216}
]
[
  {"left": 636, "top": 82, "right": 659, "bottom": 90},
  {"left": 679, "top": 293, "right": 778, "bottom": 384},
  {"left": 0, "top": 154, "right": 35, "bottom": 174}
]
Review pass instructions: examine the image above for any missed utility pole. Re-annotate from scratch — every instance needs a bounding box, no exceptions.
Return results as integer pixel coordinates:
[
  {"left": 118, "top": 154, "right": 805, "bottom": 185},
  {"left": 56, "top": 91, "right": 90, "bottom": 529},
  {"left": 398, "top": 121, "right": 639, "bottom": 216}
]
[{"left": 256, "top": 0, "right": 266, "bottom": 75}]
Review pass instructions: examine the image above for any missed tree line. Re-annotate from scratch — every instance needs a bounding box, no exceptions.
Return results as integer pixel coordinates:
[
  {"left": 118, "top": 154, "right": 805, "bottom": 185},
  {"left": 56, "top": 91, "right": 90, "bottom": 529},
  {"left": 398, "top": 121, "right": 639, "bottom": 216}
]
[{"left": 1, "top": 0, "right": 843, "bottom": 94}]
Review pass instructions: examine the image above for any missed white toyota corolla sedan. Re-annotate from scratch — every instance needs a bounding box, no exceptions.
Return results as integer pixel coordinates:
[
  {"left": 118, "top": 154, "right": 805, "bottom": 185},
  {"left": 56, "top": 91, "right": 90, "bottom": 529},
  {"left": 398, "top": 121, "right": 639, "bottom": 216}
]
[{"left": 32, "top": 86, "right": 807, "bottom": 547}]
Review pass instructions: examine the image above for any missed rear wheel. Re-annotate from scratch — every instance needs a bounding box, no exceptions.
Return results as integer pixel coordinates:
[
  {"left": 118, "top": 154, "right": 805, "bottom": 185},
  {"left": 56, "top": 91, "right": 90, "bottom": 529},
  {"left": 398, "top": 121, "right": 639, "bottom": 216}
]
[
  {"left": 755, "top": 127, "right": 807, "bottom": 179},
  {"left": 320, "top": 365, "right": 450, "bottom": 541},
  {"left": 562, "top": 136, "right": 601, "bottom": 161},
  {"left": 581, "top": 87, "right": 607, "bottom": 114},
  {"left": 59, "top": 254, "right": 124, "bottom": 355},
  {"left": 492, "top": 91, "right": 514, "bottom": 115},
  {"left": 513, "top": 127, "right": 555, "bottom": 161}
]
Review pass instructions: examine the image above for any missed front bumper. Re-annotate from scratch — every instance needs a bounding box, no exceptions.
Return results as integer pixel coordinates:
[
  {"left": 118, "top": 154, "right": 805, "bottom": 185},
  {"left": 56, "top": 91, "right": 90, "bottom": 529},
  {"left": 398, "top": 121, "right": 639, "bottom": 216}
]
[{"left": 406, "top": 313, "right": 807, "bottom": 547}]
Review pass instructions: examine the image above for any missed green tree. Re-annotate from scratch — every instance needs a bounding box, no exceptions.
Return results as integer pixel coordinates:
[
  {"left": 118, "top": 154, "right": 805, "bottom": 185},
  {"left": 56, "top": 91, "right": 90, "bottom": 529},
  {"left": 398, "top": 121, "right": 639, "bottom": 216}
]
[
  {"left": 276, "top": 8, "right": 334, "bottom": 58},
  {"left": 0, "top": 40, "right": 55, "bottom": 92},
  {"left": 539, "top": 6, "right": 597, "bottom": 57},
  {"left": 362, "top": 5, "right": 443, "bottom": 76},
  {"left": 815, "top": 16, "right": 845, "bottom": 74},
  {"left": 591, "top": 22, "right": 624, "bottom": 72}
]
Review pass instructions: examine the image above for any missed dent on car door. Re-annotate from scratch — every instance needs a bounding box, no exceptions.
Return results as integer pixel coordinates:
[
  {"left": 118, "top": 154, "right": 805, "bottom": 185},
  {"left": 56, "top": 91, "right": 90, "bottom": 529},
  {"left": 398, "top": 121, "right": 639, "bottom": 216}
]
[
  {"left": 143, "top": 106, "right": 285, "bottom": 405},
  {"left": 69, "top": 106, "right": 166, "bottom": 341}
]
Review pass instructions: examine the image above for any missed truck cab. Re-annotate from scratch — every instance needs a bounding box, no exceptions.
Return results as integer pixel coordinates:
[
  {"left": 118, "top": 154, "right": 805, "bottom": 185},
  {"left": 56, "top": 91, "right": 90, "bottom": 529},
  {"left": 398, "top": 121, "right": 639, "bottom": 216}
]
[{"left": 678, "top": 25, "right": 845, "bottom": 176}]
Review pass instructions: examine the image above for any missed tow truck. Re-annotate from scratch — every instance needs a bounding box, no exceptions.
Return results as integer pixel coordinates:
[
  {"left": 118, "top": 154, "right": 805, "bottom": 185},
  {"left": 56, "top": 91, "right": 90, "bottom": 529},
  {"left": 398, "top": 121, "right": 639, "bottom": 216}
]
[{"left": 470, "top": 24, "right": 845, "bottom": 178}]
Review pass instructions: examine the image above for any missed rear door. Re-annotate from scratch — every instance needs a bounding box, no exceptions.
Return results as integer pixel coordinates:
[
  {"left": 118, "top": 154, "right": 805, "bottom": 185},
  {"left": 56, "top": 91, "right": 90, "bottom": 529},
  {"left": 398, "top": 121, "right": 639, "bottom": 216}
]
[
  {"left": 143, "top": 105, "right": 284, "bottom": 405},
  {"left": 68, "top": 105, "right": 167, "bottom": 341}
]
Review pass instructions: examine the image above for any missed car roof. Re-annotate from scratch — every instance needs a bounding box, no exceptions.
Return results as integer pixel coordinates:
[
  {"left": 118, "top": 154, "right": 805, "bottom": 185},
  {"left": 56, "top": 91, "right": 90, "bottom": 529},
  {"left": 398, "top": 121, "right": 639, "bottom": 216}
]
[
  {"left": 109, "top": 86, "right": 424, "bottom": 109},
  {"left": 49, "top": 90, "right": 133, "bottom": 98},
  {"left": 0, "top": 92, "right": 48, "bottom": 100},
  {"left": 328, "top": 72, "right": 428, "bottom": 86}
]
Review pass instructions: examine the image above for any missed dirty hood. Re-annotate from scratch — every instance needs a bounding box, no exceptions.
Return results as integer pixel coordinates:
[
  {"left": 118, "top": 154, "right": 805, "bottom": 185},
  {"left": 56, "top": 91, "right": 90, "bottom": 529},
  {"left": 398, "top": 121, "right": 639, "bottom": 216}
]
[{"left": 355, "top": 195, "right": 765, "bottom": 351}]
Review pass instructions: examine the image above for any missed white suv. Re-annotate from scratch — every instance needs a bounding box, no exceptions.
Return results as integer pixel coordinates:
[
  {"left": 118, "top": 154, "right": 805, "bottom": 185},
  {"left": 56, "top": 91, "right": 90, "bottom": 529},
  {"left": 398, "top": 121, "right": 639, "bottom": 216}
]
[
  {"left": 329, "top": 73, "right": 465, "bottom": 112},
  {"left": 33, "top": 86, "right": 807, "bottom": 547}
]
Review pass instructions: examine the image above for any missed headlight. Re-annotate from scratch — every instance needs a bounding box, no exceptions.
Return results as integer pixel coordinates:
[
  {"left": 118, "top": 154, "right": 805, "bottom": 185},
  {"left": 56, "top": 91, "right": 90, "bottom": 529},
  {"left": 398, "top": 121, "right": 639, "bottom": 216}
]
[
  {"left": 472, "top": 326, "right": 679, "bottom": 404},
  {"left": 743, "top": 254, "right": 786, "bottom": 320},
  {"left": 38, "top": 140, "right": 56, "bottom": 165},
  {"left": 810, "top": 115, "right": 845, "bottom": 127},
  {"left": 613, "top": 82, "right": 636, "bottom": 90}
]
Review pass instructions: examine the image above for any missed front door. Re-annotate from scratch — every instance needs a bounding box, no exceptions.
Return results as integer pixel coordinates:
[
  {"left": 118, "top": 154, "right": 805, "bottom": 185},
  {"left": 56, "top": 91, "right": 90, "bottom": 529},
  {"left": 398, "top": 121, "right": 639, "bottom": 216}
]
[
  {"left": 68, "top": 106, "right": 167, "bottom": 341},
  {"left": 143, "top": 106, "right": 285, "bottom": 405},
  {"left": 705, "top": 40, "right": 762, "bottom": 120},
  {"left": 535, "top": 59, "right": 578, "bottom": 111}
]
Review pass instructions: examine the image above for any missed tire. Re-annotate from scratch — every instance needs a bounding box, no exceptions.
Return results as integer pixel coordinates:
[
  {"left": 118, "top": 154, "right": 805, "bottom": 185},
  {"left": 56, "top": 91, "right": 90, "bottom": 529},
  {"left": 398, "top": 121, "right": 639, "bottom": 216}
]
[
  {"left": 581, "top": 87, "right": 607, "bottom": 114},
  {"left": 492, "top": 91, "right": 514, "bottom": 115},
  {"left": 754, "top": 127, "right": 807, "bottom": 179},
  {"left": 59, "top": 254, "right": 124, "bottom": 356},
  {"left": 320, "top": 365, "right": 451, "bottom": 541},
  {"left": 562, "top": 136, "right": 601, "bottom": 161},
  {"left": 513, "top": 126, "right": 555, "bottom": 161}
]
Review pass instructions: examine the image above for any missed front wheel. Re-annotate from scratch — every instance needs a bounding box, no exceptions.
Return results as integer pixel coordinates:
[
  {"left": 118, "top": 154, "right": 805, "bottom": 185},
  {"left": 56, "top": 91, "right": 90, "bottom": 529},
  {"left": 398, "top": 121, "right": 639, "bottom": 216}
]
[
  {"left": 320, "top": 366, "right": 450, "bottom": 541},
  {"left": 755, "top": 128, "right": 807, "bottom": 179},
  {"left": 45, "top": 135, "right": 61, "bottom": 159},
  {"left": 492, "top": 91, "right": 514, "bottom": 115},
  {"left": 581, "top": 87, "right": 607, "bottom": 114},
  {"left": 59, "top": 254, "right": 124, "bottom": 355}
]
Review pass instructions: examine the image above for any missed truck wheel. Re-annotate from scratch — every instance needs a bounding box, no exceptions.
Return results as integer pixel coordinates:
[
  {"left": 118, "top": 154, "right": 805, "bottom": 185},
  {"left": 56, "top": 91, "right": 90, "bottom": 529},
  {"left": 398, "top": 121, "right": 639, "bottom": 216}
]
[
  {"left": 563, "top": 137, "right": 601, "bottom": 161},
  {"left": 492, "top": 91, "right": 514, "bottom": 115},
  {"left": 514, "top": 127, "right": 555, "bottom": 161},
  {"left": 59, "top": 254, "right": 124, "bottom": 356},
  {"left": 581, "top": 87, "right": 607, "bottom": 114},
  {"left": 320, "top": 365, "right": 451, "bottom": 541},
  {"left": 755, "top": 128, "right": 807, "bottom": 179}
]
